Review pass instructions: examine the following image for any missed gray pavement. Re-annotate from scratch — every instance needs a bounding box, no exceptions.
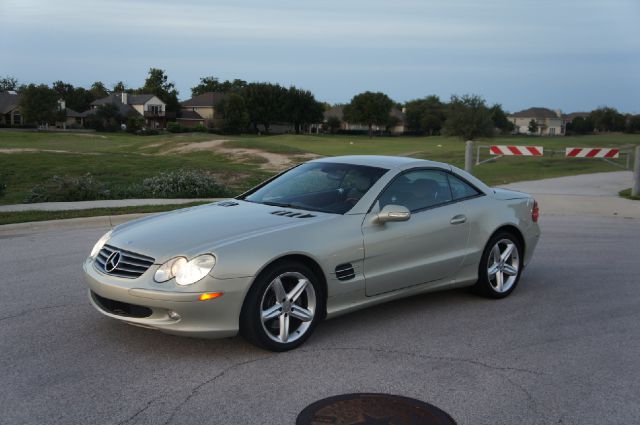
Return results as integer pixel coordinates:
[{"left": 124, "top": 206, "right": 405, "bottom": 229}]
[
  {"left": 500, "top": 171, "right": 639, "bottom": 219},
  {"left": 1, "top": 170, "right": 638, "bottom": 424},
  {"left": 1, "top": 214, "right": 640, "bottom": 424},
  {"left": 501, "top": 171, "right": 633, "bottom": 196}
]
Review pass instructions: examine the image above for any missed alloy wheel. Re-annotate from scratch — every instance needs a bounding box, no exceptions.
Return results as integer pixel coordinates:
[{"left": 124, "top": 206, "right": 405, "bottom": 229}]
[
  {"left": 260, "top": 271, "right": 317, "bottom": 344},
  {"left": 487, "top": 238, "right": 520, "bottom": 293}
]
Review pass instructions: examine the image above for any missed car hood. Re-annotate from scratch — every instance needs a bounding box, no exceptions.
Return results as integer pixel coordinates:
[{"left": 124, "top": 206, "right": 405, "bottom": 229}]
[{"left": 108, "top": 200, "right": 335, "bottom": 262}]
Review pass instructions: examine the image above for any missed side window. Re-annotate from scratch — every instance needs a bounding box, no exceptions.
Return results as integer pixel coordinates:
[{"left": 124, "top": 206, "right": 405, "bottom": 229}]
[
  {"left": 447, "top": 174, "right": 481, "bottom": 200},
  {"left": 378, "top": 170, "right": 453, "bottom": 212}
]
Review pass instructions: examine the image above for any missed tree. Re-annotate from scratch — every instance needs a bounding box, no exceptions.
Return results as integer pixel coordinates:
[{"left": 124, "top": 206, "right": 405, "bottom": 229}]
[
  {"left": 343, "top": 91, "right": 394, "bottom": 137},
  {"left": 52, "top": 80, "right": 74, "bottom": 99},
  {"left": 404, "top": 95, "right": 446, "bottom": 135},
  {"left": 112, "top": 81, "right": 130, "bottom": 93},
  {"left": 442, "top": 94, "right": 494, "bottom": 140},
  {"left": 325, "top": 116, "right": 341, "bottom": 134},
  {"left": 528, "top": 119, "right": 538, "bottom": 134},
  {"left": 141, "top": 68, "right": 180, "bottom": 113},
  {"left": 589, "top": 107, "right": 625, "bottom": 132},
  {"left": 86, "top": 103, "right": 122, "bottom": 132},
  {"left": 19, "top": 84, "right": 59, "bottom": 125},
  {"left": 490, "top": 104, "right": 515, "bottom": 134},
  {"left": 566, "top": 116, "right": 594, "bottom": 135},
  {"left": 191, "top": 76, "right": 247, "bottom": 96},
  {"left": 218, "top": 93, "right": 250, "bottom": 133},
  {"left": 284, "top": 87, "right": 324, "bottom": 134},
  {"left": 625, "top": 115, "right": 640, "bottom": 134},
  {"left": 90, "top": 81, "right": 109, "bottom": 99},
  {"left": 65, "top": 87, "right": 95, "bottom": 112},
  {"left": 242, "top": 82, "right": 288, "bottom": 133},
  {"left": 0, "top": 76, "right": 19, "bottom": 92}
]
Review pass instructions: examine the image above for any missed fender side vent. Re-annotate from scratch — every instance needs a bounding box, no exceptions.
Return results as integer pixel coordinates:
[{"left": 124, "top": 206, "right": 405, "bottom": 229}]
[
  {"left": 335, "top": 263, "right": 355, "bottom": 281},
  {"left": 216, "top": 201, "right": 239, "bottom": 207},
  {"left": 270, "top": 210, "right": 316, "bottom": 218}
]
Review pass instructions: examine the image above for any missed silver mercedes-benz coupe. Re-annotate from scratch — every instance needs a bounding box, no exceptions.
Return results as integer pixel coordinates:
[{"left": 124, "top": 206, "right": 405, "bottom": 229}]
[{"left": 84, "top": 155, "right": 540, "bottom": 351}]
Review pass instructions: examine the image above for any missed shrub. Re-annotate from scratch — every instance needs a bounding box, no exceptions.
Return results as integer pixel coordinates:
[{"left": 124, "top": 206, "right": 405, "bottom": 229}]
[
  {"left": 126, "top": 115, "right": 145, "bottom": 133},
  {"left": 135, "top": 128, "right": 160, "bottom": 136},
  {"left": 24, "top": 174, "right": 110, "bottom": 203},
  {"left": 141, "top": 170, "right": 231, "bottom": 198},
  {"left": 193, "top": 124, "right": 208, "bottom": 132},
  {"left": 167, "top": 122, "right": 187, "bottom": 133},
  {"left": 0, "top": 182, "right": 6, "bottom": 199}
]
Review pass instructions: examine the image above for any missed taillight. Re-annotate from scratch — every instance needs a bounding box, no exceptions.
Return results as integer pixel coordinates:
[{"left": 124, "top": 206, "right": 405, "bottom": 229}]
[{"left": 532, "top": 199, "right": 539, "bottom": 222}]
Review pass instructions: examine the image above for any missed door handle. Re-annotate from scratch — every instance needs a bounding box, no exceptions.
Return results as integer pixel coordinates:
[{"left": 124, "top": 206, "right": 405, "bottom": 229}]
[{"left": 450, "top": 214, "right": 467, "bottom": 225}]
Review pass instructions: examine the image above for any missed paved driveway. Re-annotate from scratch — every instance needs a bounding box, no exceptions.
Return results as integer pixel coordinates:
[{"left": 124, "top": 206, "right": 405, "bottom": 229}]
[{"left": 500, "top": 171, "right": 639, "bottom": 218}]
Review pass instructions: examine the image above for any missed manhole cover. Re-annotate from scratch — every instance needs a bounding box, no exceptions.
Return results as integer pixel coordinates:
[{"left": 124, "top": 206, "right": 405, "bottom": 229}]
[{"left": 296, "top": 393, "right": 456, "bottom": 425}]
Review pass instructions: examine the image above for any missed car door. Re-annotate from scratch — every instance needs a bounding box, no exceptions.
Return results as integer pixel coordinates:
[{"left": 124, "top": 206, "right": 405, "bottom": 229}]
[{"left": 362, "top": 169, "right": 470, "bottom": 296}]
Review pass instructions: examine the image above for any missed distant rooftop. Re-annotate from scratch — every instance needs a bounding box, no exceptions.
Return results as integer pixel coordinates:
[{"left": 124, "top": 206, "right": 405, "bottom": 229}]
[
  {"left": 510, "top": 107, "right": 561, "bottom": 119},
  {"left": 0, "top": 91, "right": 21, "bottom": 114},
  {"left": 181, "top": 92, "right": 227, "bottom": 107}
]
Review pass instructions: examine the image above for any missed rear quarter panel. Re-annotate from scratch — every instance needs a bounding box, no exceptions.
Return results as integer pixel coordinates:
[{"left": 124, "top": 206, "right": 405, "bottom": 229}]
[{"left": 461, "top": 193, "right": 540, "bottom": 276}]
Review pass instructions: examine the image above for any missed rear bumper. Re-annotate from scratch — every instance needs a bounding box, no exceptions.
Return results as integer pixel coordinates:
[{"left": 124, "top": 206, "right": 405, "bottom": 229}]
[{"left": 83, "top": 260, "right": 253, "bottom": 339}]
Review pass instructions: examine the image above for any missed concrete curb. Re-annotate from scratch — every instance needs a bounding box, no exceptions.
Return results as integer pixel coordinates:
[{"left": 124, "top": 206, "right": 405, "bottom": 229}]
[
  {"left": 0, "top": 213, "right": 151, "bottom": 235},
  {"left": 0, "top": 198, "right": 221, "bottom": 212}
]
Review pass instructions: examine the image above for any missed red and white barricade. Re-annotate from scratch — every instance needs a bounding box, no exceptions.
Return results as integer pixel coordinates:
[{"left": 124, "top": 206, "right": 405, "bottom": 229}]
[
  {"left": 489, "top": 145, "right": 543, "bottom": 156},
  {"left": 565, "top": 148, "right": 619, "bottom": 158}
]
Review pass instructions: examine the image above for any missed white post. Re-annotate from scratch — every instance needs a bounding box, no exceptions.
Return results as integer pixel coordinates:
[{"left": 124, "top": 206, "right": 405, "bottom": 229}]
[
  {"left": 632, "top": 146, "right": 640, "bottom": 197},
  {"left": 465, "top": 140, "right": 474, "bottom": 174}
]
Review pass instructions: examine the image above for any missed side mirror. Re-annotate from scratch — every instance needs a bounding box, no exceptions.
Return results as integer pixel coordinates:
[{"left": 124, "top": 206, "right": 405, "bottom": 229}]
[{"left": 375, "top": 204, "right": 411, "bottom": 224}]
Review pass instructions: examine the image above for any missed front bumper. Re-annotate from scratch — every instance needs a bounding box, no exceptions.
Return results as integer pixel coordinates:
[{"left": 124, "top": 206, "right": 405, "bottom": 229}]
[{"left": 83, "top": 259, "right": 253, "bottom": 339}]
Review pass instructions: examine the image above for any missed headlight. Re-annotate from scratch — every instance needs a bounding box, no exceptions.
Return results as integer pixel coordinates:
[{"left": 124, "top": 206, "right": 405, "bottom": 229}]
[
  {"left": 90, "top": 230, "right": 112, "bottom": 258},
  {"left": 154, "top": 254, "right": 216, "bottom": 286},
  {"left": 154, "top": 257, "right": 187, "bottom": 283}
]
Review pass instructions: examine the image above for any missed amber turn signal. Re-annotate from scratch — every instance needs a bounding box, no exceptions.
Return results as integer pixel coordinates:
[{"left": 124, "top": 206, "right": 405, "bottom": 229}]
[{"left": 198, "top": 292, "right": 223, "bottom": 301}]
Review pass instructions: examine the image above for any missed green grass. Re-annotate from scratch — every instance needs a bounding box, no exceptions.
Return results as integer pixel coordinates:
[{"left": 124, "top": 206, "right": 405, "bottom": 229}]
[
  {"left": 224, "top": 133, "right": 638, "bottom": 186},
  {"left": 1, "top": 130, "right": 639, "bottom": 206},
  {"left": 619, "top": 188, "right": 640, "bottom": 200},
  {"left": 0, "top": 131, "right": 271, "bottom": 204},
  {"left": 0, "top": 202, "right": 209, "bottom": 225}
]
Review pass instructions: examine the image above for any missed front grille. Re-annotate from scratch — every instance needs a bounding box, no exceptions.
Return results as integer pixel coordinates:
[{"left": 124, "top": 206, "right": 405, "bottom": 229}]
[
  {"left": 91, "top": 291, "right": 152, "bottom": 318},
  {"left": 95, "top": 244, "right": 155, "bottom": 279}
]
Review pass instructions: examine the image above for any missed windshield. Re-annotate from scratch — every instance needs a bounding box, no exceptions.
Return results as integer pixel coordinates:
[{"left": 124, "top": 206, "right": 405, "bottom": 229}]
[{"left": 242, "top": 162, "right": 388, "bottom": 214}]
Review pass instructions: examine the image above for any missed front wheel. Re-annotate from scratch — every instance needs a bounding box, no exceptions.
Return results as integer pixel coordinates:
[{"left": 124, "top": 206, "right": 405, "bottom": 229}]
[
  {"left": 240, "top": 262, "right": 324, "bottom": 351},
  {"left": 473, "top": 232, "right": 523, "bottom": 298}
]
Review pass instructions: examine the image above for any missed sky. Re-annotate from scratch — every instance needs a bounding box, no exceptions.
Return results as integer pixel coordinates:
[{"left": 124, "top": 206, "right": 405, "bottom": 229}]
[{"left": 1, "top": 0, "right": 639, "bottom": 113}]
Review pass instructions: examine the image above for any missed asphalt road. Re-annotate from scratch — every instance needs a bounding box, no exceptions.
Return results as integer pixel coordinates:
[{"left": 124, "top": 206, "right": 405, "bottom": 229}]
[{"left": 1, "top": 214, "right": 639, "bottom": 425}]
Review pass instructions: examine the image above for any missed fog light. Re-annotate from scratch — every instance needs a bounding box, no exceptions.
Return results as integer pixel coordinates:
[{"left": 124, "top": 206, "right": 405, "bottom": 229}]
[
  {"left": 199, "top": 292, "right": 223, "bottom": 301},
  {"left": 168, "top": 310, "right": 181, "bottom": 320}
]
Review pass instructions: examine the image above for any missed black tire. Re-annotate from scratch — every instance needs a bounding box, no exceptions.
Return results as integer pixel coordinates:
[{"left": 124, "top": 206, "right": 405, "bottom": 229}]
[
  {"left": 472, "top": 231, "right": 523, "bottom": 299},
  {"left": 240, "top": 261, "right": 324, "bottom": 351}
]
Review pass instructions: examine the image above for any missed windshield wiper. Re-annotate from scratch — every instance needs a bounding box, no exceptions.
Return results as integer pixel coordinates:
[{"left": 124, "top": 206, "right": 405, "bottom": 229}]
[
  {"left": 262, "top": 201, "right": 302, "bottom": 209},
  {"left": 261, "top": 201, "right": 331, "bottom": 214}
]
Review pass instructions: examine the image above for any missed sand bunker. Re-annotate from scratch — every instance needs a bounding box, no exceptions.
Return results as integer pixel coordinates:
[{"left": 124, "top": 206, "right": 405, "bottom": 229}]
[{"left": 163, "top": 139, "right": 318, "bottom": 170}]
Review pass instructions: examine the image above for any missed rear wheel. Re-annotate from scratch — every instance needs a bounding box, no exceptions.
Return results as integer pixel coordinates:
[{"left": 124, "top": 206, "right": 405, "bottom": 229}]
[
  {"left": 473, "top": 232, "right": 522, "bottom": 298},
  {"left": 240, "top": 261, "right": 323, "bottom": 351}
]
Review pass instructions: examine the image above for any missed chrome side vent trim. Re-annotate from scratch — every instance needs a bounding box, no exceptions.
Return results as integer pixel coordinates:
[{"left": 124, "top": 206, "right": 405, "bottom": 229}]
[
  {"left": 94, "top": 244, "right": 155, "bottom": 279},
  {"left": 216, "top": 201, "right": 239, "bottom": 207},
  {"left": 335, "top": 263, "right": 356, "bottom": 281},
  {"left": 270, "top": 210, "right": 316, "bottom": 218}
]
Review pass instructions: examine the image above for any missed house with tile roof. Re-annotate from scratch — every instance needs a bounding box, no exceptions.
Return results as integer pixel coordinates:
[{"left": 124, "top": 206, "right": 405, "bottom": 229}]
[
  {"left": 177, "top": 92, "right": 227, "bottom": 128},
  {"left": 0, "top": 91, "right": 23, "bottom": 126},
  {"left": 84, "top": 93, "right": 169, "bottom": 128},
  {"left": 508, "top": 107, "right": 565, "bottom": 136}
]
